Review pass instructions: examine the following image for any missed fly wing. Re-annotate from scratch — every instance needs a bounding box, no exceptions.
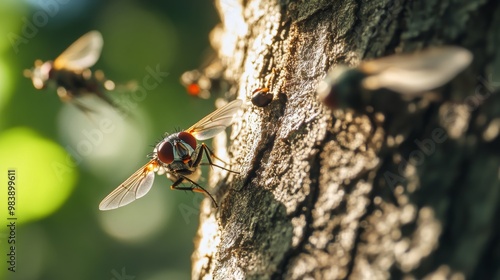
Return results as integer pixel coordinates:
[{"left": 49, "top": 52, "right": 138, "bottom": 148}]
[
  {"left": 361, "top": 46, "right": 473, "bottom": 95},
  {"left": 53, "top": 30, "right": 103, "bottom": 71},
  {"left": 99, "top": 161, "right": 156, "bottom": 210},
  {"left": 186, "top": 99, "right": 242, "bottom": 140}
]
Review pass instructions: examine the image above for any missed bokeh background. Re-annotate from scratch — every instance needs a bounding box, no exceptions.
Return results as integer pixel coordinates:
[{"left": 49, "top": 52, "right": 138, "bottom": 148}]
[{"left": 0, "top": 1, "right": 221, "bottom": 279}]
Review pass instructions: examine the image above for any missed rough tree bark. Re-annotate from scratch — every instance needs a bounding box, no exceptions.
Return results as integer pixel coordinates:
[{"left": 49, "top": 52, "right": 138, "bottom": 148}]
[{"left": 191, "top": 0, "right": 500, "bottom": 279}]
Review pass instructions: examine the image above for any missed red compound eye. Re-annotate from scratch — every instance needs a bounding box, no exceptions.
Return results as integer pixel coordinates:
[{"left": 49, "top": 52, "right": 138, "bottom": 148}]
[
  {"left": 178, "top": 131, "right": 197, "bottom": 150},
  {"left": 157, "top": 141, "right": 174, "bottom": 164}
]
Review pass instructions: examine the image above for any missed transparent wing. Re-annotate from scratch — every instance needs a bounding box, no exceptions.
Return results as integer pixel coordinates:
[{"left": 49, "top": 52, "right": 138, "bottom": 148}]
[
  {"left": 186, "top": 99, "right": 242, "bottom": 140},
  {"left": 361, "top": 46, "right": 473, "bottom": 95},
  {"left": 99, "top": 161, "right": 156, "bottom": 211},
  {"left": 53, "top": 30, "right": 103, "bottom": 71}
]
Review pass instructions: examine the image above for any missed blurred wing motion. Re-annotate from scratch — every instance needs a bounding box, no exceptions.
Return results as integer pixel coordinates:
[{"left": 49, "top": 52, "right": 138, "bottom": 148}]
[
  {"left": 361, "top": 46, "right": 473, "bottom": 95},
  {"left": 186, "top": 99, "right": 242, "bottom": 140},
  {"left": 99, "top": 161, "right": 157, "bottom": 211},
  {"left": 53, "top": 30, "right": 103, "bottom": 71}
]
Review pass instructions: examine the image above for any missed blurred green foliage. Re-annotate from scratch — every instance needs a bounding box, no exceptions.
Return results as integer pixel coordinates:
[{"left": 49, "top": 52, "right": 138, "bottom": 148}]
[
  {"left": 0, "top": 127, "right": 78, "bottom": 224},
  {"left": 0, "top": 0, "right": 220, "bottom": 279}
]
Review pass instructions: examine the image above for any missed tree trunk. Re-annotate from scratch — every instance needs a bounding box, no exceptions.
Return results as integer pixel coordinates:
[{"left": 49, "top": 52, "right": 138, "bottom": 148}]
[{"left": 192, "top": 0, "right": 500, "bottom": 279}]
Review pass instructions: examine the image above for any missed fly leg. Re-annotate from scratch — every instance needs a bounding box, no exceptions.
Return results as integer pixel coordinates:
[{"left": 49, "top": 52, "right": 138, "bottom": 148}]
[
  {"left": 170, "top": 176, "right": 218, "bottom": 207},
  {"left": 198, "top": 143, "right": 239, "bottom": 174}
]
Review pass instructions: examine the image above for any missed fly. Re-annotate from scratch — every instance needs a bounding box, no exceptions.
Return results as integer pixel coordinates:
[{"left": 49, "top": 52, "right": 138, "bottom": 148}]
[
  {"left": 251, "top": 87, "right": 273, "bottom": 107},
  {"left": 317, "top": 46, "right": 473, "bottom": 111},
  {"left": 24, "top": 30, "right": 120, "bottom": 113},
  {"left": 250, "top": 69, "right": 279, "bottom": 107},
  {"left": 99, "top": 99, "right": 243, "bottom": 210},
  {"left": 180, "top": 54, "right": 227, "bottom": 100},
  {"left": 180, "top": 69, "right": 212, "bottom": 99}
]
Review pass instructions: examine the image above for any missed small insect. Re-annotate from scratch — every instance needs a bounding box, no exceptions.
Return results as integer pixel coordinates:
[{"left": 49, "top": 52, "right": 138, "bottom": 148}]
[
  {"left": 251, "top": 87, "right": 273, "bottom": 107},
  {"left": 317, "top": 46, "right": 473, "bottom": 111},
  {"left": 180, "top": 69, "right": 212, "bottom": 99},
  {"left": 180, "top": 55, "right": 226, "bottom": 100},
  {"left": 99, "top": 99, "right": 243, "bottom": 210},
  {"left": 24, "top": 30, "right": 119, "bottom": 113}
]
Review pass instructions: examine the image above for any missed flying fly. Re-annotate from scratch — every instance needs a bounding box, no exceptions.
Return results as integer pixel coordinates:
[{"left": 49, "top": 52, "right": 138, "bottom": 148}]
[
  {"left": 317, "top": 46, "right": 473, "bottom": 110},
  {"left": 24, "top": 30, "right": 120, "bottom": 113}
]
